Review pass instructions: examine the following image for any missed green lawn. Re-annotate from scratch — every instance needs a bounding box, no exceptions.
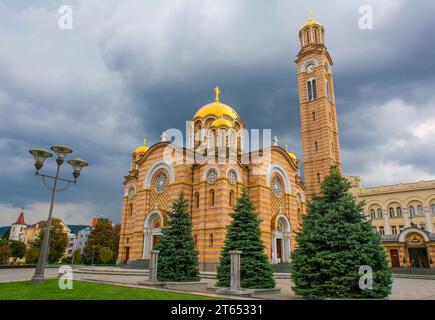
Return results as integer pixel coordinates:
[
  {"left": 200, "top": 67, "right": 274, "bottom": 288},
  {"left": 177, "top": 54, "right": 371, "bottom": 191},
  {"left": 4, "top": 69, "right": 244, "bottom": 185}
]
[{"left": 0, "top": 280, "right": 219, "bottom": 300}]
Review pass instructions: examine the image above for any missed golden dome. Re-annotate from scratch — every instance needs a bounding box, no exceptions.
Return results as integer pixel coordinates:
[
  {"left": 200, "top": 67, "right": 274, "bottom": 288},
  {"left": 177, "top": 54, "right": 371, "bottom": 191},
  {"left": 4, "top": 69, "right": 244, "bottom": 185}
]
[
  {"left": 194, "top": 86, "right": 240, "bottom": 120},
  {"left": 303, "top": 19, "right": 321, "bottom": 27},
  {"left": 303, "top": 10, "right": 321, "bottom": 28},
  {"left": 210, "top": 118, "right": 233, "bottom": 128},
  {"left": 194, "top": 101, "right": 239, "bottom": 120},
  {"left": 285, "top": 145, "right": 298, "bottom": 160},
  {"left": 133, "top": 138, "right": 149, "bottom": 155}
]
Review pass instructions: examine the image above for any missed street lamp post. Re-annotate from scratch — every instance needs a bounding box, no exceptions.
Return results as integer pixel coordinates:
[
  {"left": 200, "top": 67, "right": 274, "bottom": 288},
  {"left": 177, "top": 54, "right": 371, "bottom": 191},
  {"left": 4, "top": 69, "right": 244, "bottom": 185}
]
[
  {"left": 29, "top": 145, "right": 88, "bottom": 285},
  {"left": 91, "top": 245, "right": 96, "bottom": 265}
]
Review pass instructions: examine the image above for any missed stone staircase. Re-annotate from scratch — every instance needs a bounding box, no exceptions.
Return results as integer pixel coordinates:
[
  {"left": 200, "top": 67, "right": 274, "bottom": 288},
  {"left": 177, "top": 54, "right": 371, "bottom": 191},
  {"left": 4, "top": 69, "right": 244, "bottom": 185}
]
[
  {"left": 119, "top": 259, "right": 149, "bottom": 269},
  {"left": 272, "top": 263, "right": 291, "bottom": 274}
]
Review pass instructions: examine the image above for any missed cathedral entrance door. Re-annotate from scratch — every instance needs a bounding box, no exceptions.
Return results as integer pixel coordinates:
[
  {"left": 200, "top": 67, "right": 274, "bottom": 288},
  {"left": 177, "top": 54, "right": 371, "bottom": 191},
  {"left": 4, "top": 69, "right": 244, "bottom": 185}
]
[
  {"left": 276, "top": 239, "right": 283, "bottom": 263},
  {"left": 125, "top": 247, "right": 130, "bottom": 263}
]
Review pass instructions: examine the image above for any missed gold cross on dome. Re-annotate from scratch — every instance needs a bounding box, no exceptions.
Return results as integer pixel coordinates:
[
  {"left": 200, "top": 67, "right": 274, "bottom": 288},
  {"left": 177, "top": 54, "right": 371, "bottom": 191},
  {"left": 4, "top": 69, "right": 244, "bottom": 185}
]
[{"left": 214, "top": 86, "right": 221, "bottom": 102}]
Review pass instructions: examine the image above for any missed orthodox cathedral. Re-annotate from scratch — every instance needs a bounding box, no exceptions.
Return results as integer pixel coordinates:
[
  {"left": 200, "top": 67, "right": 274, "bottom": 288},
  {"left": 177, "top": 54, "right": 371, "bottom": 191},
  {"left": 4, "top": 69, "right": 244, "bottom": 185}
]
[
  {"left": 117, "top": 16, "right": 340, "bottom": 271},
  {"left": 117, "top": 16, "right": 435, "bottom": 270}
]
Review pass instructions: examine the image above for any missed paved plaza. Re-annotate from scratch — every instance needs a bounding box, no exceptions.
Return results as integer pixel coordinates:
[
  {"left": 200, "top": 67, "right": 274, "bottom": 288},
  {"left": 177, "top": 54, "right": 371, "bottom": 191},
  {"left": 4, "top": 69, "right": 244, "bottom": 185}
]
[{"left": 1, "top": 267, "right": 434, "bottom": 300}]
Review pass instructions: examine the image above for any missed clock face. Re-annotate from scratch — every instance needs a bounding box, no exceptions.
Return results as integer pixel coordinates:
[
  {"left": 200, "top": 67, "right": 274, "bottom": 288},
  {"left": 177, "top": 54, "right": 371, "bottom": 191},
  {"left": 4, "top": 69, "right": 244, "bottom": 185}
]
[{"left": 306, "top": 63, "right": 315, "bottom": 73}]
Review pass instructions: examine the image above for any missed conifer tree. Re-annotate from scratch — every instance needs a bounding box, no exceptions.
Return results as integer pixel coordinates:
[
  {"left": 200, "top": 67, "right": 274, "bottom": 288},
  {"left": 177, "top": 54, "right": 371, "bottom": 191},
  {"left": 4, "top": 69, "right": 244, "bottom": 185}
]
[
  {"left": 291, "top": 167, "right": 392, "bottom": 298},
  {"left": 216, "top": 188, "right": 275, "bottom": 289},
  {"left": 157, "top": 192, "right": 199, "bottom": 282}
]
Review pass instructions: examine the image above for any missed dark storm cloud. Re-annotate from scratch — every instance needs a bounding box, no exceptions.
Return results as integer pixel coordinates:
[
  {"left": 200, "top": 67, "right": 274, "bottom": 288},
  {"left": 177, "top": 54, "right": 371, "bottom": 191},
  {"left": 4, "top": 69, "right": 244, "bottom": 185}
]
[{"left": 1, "top": 0, "right": 435, "bottom": 225}]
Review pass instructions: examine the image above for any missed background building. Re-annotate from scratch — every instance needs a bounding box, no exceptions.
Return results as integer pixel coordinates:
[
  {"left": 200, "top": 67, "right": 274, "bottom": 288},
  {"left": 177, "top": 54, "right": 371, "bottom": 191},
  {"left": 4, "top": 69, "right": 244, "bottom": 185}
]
[{"left": 348, "top": 176, "right": 435, "bottom": 268}]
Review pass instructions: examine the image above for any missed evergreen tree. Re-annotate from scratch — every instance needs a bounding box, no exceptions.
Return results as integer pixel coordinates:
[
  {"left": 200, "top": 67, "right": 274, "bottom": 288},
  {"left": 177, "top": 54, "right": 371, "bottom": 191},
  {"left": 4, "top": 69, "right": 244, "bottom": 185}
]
[
  {"left": 291, "top": 167, "right": 392, "bottom": 298},
  {"left": 157, "top": 192, "right": 199, "bottom": 282},
  {"left": 216, "top": 188, "right": 275, "bottom": 289}
]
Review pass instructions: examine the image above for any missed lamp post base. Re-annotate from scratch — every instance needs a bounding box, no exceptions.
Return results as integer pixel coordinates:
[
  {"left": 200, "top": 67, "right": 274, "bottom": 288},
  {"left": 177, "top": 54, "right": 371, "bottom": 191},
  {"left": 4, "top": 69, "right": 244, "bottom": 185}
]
[{"left": 31, "top": 275, "right": 45, "bottom": 285}]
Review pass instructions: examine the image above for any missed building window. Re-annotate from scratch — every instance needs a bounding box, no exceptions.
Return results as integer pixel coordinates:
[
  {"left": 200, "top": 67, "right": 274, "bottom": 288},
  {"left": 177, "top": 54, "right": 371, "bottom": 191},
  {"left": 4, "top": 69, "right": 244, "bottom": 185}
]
[
  {"left": 391, "top": 226, "right": 397, "bottom": 235},
  {"left": 377, "top": 208, "right": 383, "bottom": 219},
  {"left": 229, "top": 190, "right": 235, "bottom": 207},
  {"left": 389, "top": 207, "right": 395, "bottom": 218},
  {"left": 154, "top": 171, "right": 167, "bottom": 193},
  {"left": 315, "top": 141, "right": 318, "bottom": 152},
  {"left": 209, "top": 234, "right": 214, "bottom": 247},
  {"left": 370, "top": 209, "right": 376, "bottom": 220},
  {"left": 417, "top": 205, "right": 424, "bottom": 217},
  {"left": 305, "top": 29, "right": 310, "bottom": 44},
  {"left": 128, "top": 203, "right": 133, "bottom": 216},
  {"left": 307, "top": 78, "right": 317, "bottom": 101},
  {"left": 312, "top": 111, "right": 316, "bottom": 121},
  {"left": 396, "top": 207, "right": 402, "bottom": 217},
  {"left": 326, "top": 80, "right": 331, "bottom": 101},
  {"left": 379, "top": 227, "right": 385, "bottom": 235},
  {"left": 194, "top": 235, "right": 197, "bottom": 248},
  {"left": 207, "top": 169, "right": 218, "bottom": 184},
  {"left": 409, "top": 206, "right": 416, "bottom": 217},
  {"left": 209, "top": 189, "right": 215, "bottom": 207},
  {"left": 195, "top": 192, "right": 200, "bottom": 208}
]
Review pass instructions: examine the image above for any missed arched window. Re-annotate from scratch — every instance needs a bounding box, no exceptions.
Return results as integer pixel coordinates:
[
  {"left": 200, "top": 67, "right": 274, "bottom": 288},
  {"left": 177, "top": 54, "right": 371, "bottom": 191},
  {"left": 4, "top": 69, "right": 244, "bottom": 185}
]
[
  {"left": 305, "top": 29, "right": 310, "bottom": 44},
  {"left": 432, "top": 204, "right": 435, "bottom": 215},
  {"left": 370, "top": 209, "right": 376, "bottom": 220},
  {"left": 396, "top": 207, "right": 402, "bottom": 217},
  {"left": 229, "top": 190, "right": 235, "bottom": 207},
  {"left": 409, "top": 206, "right": 416, "bottom": 217},
  {"left": 389, "top": 207, "right": 395, "bottom": 218},
  {"left": 307, "top": 78, "right": 317, "bottom": 101},
  {"left": 377, "top": 208, "right": 383, "bottom": 219},
  {"left": 417, "top": 205, "right": 424, "bottom": 217},
  {"left": 195, "top": 192, "right": 200, "bottom": 208},
  {"left": 326, "top": 80, "right": 331, "bottom": 101},
  {"left": 209, "top": 189, "right": 215, "bottom": 207},
  {"left": 128, "top": 203, "right": 133, "bottom": 216},
  {"left": 314, "top": 27, "right": 319, "bottom": 42},
  {"left": 209, "top": 234, "right": 214, "bottom": 247}
]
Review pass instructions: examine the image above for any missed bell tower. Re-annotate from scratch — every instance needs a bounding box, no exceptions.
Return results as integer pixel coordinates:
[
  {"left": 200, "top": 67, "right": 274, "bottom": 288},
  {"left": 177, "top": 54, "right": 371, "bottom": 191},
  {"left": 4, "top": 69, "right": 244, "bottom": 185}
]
[{"left": 296, "top": 14, "right": 342, "bottom": 197}]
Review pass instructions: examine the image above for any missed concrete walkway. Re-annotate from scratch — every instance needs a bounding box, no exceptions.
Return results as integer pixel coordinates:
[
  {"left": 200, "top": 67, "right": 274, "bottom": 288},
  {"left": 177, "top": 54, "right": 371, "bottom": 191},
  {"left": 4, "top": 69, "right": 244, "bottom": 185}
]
[{"left": 1, "top": 266, "right": 435, "bottom": 300}]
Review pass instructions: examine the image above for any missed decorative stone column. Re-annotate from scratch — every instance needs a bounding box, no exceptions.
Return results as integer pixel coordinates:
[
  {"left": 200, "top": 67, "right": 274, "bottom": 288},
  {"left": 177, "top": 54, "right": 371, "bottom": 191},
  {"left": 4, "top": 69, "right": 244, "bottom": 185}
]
[
  {"left": 271, "top": 234, "right": 277, "bottom": 264},
  {"left": 229, "top": 250, "right": 242, "bottom": 292},
  {"left": 424, "top": 207, "right": 433, "bottom": 233},
  {"left": 148, "top": 250, "right": 159, "bottom": 282},
  {"left": 283, "top": 232, "right": 291, "bottom": 263},
  {"left": 383, "top": 210, "right": 391, "bottom": 235},
  {"left": 403, "top": 208, "right": 410, "bottom": 228},
  {"left": 143, "top": 228, "right": 151, "bottom": 259}
]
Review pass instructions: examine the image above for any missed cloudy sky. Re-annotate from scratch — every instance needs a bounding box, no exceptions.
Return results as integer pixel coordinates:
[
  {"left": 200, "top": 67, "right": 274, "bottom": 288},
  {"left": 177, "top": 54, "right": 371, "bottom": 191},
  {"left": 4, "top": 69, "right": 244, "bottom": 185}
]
[{"left": 1, "top": 0, "right": 435, "bottom": 226}]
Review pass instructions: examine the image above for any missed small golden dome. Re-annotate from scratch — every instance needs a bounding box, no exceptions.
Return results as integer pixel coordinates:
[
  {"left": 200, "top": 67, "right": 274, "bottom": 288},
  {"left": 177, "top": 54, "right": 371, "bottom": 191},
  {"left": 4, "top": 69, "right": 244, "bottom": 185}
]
[
  {"left": 303, "top": 10, "right": 321, "bottom": 28},
  {"left": 133, "top": 138, "right": 149, "bottom": 155},
  {"left": 194, "top": 101, "right": 239, "bottom": 120},
  {"left": 285, "top": 145, "right": 298, "bottom": 160},
  {"left": 210, "top": 118, "right": 233, "bottom": 128},
  {"left": 303, "top": 19, "right": 321, "bottom": 27}
]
